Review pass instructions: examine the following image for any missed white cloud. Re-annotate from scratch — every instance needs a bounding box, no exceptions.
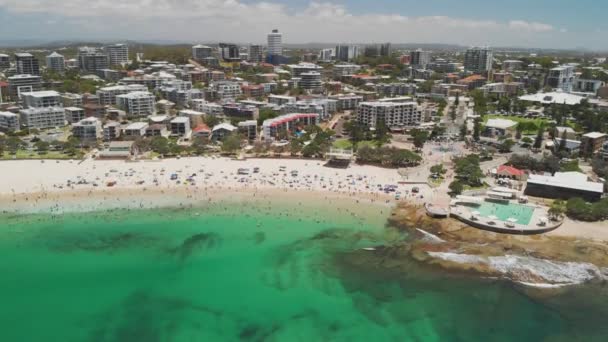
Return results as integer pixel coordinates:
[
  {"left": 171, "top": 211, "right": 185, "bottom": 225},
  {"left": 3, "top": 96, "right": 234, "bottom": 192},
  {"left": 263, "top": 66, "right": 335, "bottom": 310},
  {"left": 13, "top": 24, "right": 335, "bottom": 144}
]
[
  {"left": 508, "top": 20, "right": 554, "bottom": 32},
  {"left": 0, "top": 0, "right": 562, "bottom": 46}
]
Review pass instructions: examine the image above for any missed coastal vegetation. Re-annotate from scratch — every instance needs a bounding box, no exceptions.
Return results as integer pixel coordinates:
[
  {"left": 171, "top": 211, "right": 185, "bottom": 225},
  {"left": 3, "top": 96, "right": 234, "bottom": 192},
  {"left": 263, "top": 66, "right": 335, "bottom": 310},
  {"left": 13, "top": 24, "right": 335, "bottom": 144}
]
[
  {"left": 507, "top": 154, "right": 560, "bottom": 174},
  {"left": 448, "top": 154, "right": 484, "bottom": 195},
  {"left": 355, "top": 146, "right": 421, "bottom": 168},
  {"left": 565, "top": 197, "right": 608, "bottom": 222}
]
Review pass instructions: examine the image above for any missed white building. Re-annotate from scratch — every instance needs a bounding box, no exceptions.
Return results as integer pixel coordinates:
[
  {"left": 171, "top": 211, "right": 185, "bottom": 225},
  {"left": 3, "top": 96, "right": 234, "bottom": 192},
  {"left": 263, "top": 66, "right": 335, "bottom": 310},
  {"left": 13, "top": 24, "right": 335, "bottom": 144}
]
[
  {"left": 267, "top": 29, "right": 283, "bottom": 57},
  {"left": 357, "top": 102, "right": 422, "bottom": 128},
  {"left": 21, "top": 90, "right": 62, "bottom": 108},
  {"left": 46, "top": 52, "right": 65, "bottom": 73},
  {"left": 65, "top": 107, "right": 85, "bottom": 123},
  {"left": 464, "top": 47, "right": 493, "bottom": 74},
  {"left": 547, "top": 65, "right": 575, "bottom": 92},
  {"left": 116, "top": 91, "right": 156, "bottom": 117},
  {"left": 268, "top": 95, "right": 296, "bottom": 106},
  {"left": 123, "top": 122, "right": 149, "bottom": 139},
  {"left": 0, "top": 111, "right": 20, "bottom": 131},
  {"left": 333, "top": 64, "right": 361, "bottom": 77},
  {"left": 214, "top": 81, "right": 242, "bottom": 100},
  {"left": 573, "top": 79, "right": 605, "bottom": 94},
  {"left": 238, "top": 120, "right": 258, "bottom": 141},
  {"left": 191, "top": 99, "right": 224, "bottom": 115},
  {"left": 103, "top": 121, "right": 121, "bottom": 141},
  {"left": 288, "top": 63, "right": 323, "bottom": 77},
  {"left": 299, "top": 72, "right": 322, "bottom": 91},
  {"left": 19, "top": 107, "right": 66, "bottom": 129},
  {"left": 72, "top": 117, "right": 102, "bottom": 141},
  {"left": 105, "top": 44, "right": 129, "bottom": 66},
  {"left": 7, "top": 74, "right": 42, "bottom": 100},
  {"left": 97, "top": 84, "right": 147, "bottom": 105},
  {"left": 502, "top": 60, "right": 523, "bottom": 72},
  {"left": 335, "top": 45, "right": 360, "bottom": 62},
  {"left": 328, "top": 94, "right": 363, "bottom": 110},
  {"left": 318, "top": 49, "right": 333, "bottom": 62},
  {"left": 170, "top": 116, "right": 191, "bottom": 137}
]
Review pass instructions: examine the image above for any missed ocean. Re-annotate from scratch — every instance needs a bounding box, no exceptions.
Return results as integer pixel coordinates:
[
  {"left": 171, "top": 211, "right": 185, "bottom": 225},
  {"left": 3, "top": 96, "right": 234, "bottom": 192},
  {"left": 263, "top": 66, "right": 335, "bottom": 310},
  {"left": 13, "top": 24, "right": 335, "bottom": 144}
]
[{"left": 0, "top": 198, "right": 606, "bottom": 341}]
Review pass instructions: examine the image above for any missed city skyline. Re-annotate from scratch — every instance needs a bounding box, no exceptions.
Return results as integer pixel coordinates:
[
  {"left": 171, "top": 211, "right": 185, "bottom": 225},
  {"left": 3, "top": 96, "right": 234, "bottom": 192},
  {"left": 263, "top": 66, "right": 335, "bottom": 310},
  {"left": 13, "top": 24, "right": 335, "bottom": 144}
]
[{"left": 0, "top": 0, "right": 607, "bottom": 50}]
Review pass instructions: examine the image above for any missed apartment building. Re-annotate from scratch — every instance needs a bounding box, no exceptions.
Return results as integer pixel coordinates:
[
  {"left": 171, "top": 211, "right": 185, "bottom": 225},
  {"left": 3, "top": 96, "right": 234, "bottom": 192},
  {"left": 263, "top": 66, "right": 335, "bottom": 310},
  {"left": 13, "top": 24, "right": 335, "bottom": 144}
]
[
  {"left": 268, "top": 95, "right": 296, "bottom": 106},
  {"left": 122, "top": 122, "right": 149, "bottom": 139},
  {"left": 0, "top": 111, "right": 20, "bottom": 131},
  {"left": 64, "top": 107, "right": 85, "bottom": 123},
  {"left": 464, "top": 47, "right": 493, "bottom": 74},
  {"left": 72, "top": 117, "right": 102, "bottom": 141},
  {"left": 191, "top": 99, "right": 224, "bottom": 115},
  {"left": 19, "top": 107, "right": 66, "bottom": 129},
  {"left": 78, "top": 47, "right": 109, "bottom": 73},
  {"left": 115, "top": 91, "right": 156, "bottom": 117},
  {"left": 46, "top": 52, "right": 65, "bottom": 73},
  {"left": 299, "top": 72, "right": 322, "bottom": 91},
  {"left": 357, "top": 101, "right": 422, "bottom": 128},
  {"left": 97, "top": 84, "right": 147, "bottom": 105},
  {"left": 375, "top": 83, "right": 417, "bottom": 97},
  {"left": 103, "top": 121, "right": 121, "bottom": 141},
  {"left": 410, "top": 50, "right": 431, "bottom": 69},
  {"left": 238, "top": 120, "right": 258, "bottom": 141},
  {"left": 105, "top": 44, "right": 129, "bottom": 66},
  {"left": 7, "top": 74, "right": 42, "bottom": 100},
  {"left": 328, "top": 94, "right": 363, "bottom": 110},
  {"left": 333, "top": 64, "right": 361, "bottom": 78},
  {"left": 288, "top": 63, "right": 323, "bottom": 77},
  {"left": 192, "top": 45, "right": 213, "bottom": 60},
  {"left": 62, "top": 93, "right": 83, "bottom": 107},
  {"left": 262, "top": 113, "right": 319, "bottom": 140},
  {"left": 21, "top": 91, "right": 62, "bottom": 108},
  {"left": 248, "top": 45, "right": 264, "bottom": 63},
  {"left": 15, "top": 53, "right": 40, "bottom": 75},
  {"left": 335, "top": 45, "right": 359, "bottom": 62},
  {"left": 0, "top": 54, "right": 9, "bottom": 70},
  {"left": 547, "top": 65, "right": 576, "bottom": 92},
  {"left": 170, "top": 116, "right": 191, "bottom": 137},
  {"left": 214, "top": 81, "right": 242, "bottom": 99}
]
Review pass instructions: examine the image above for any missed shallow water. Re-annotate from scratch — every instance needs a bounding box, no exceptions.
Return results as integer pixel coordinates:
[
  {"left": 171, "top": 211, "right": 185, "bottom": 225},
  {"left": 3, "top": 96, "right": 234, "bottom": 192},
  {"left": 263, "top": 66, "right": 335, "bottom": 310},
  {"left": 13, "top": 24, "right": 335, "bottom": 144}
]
[{"left": 0, "top": 201, "right": 606, "bottom": 341}]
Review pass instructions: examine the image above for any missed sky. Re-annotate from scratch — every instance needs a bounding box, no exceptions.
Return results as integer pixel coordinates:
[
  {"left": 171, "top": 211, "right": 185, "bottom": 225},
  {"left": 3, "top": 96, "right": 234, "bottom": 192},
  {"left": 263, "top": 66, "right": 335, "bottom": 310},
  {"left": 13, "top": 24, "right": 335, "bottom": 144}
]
[{"left": 0, "top": 0, "right": 606, "bottom": 50}]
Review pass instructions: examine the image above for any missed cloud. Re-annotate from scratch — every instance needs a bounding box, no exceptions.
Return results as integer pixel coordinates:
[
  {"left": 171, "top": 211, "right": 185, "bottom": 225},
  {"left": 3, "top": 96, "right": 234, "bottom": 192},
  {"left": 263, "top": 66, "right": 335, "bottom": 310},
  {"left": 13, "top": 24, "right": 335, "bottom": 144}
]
[
  {"left": 508, "top": 20, "right": 554, "bottom": 32},
  {"left": 0, "top": 0, "right": 562, "bottom": 46}
]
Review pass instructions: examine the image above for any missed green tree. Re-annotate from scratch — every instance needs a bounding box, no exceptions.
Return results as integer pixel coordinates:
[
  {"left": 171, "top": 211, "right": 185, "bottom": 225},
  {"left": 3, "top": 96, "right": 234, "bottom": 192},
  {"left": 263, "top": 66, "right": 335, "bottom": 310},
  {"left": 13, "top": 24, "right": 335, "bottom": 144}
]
[
  {"left": 448, "top": 181, "right": 464, "bottom": 196},
  {"left": 459, "top": 123, "right": 467, "bottom": 141},
  {"left": 150, "top": 136, "right": 170, "bottom": 155},
  {"left": 257, "top": 108, "right": 279, "bottom": 126},
  {"left": 548, "top": 200, "right": 566, "bottom": 220},
  {"left": 35, "top": 140, "right": 49, "bottom": 154},
  {"left": 290, "top": 139, "right": 303, "bottom": 156},
  {"left": 411, "top": 129, "right": 429, "bottom": 150},
  {"left": 430, "top": 164, "right": 447, "bottom": 175},
  {"left": 498, "top": 139, "right": 515, "bottom": 153},
  {"left": 533, "top": 125, "right": 544, "bottom": 149},
  {"left": 221, "top": 133, "right": 242, "bottom": 153}
]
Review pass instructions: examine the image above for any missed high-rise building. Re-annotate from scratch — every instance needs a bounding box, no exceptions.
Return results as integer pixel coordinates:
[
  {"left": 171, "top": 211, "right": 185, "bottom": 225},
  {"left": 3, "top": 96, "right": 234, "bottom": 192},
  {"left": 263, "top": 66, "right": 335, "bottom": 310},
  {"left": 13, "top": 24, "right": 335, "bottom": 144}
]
[
  {"left": 15, "top": 53, "right": 40, "bottom": 75},
  {"left": 318, "top": 49, "right": 333, "bottom": 62},
  {"left": 192, "top": 45, "right": 213, "bottom": 61},
  {"left": 46, "top": 52, "right": 65, "bottom": 73},
  {"left": 335, "top": 45, "right": 359, "bottom": 62},
  {"left": 410, "top": 50, "right": 431, "bottom": 69},
  {"left": 299, "top": 72, "right": 322, "bottom": 92},
  {"left": 219, "top": 43, "right": 240, "bottom": 61},
  {"left": 8, "top": 74, "right": 42, "bottom": 100},
  {"left": 21, "top": 90, "right": 62, "bottom": 108},
  {"left": 267, "top": 29, "right": 283, "bottom": 57},
  {"left": 547, "top": 65, "right": 576, "bottom": 92},
  {"left": 357, "top": 101, "right": 422, "bottom": 128},
  {"left": 105, "top": 44, "right": 129, "bottom": 66},
  {"left": 248, "top": 45, "right": 264, "bottom": 63},
  {"left": 380, "top": 43, "right": 392, "bottom": 57},
  {"left": 0, "top": 111, "right": 20, "bottom": 131},
  {"left": 19, "top": 107, "right": 66, "bottom": 129},
  {"left": 115, "top": 91, "right": 156, "bottom": 117},
  {"left": 464, "top": 47, "right": 493, "bottom": 74},
  {"left": 0, "top": 54, "right": 10, "bottom": 70},
  {"left": 78, "top": 47, "right": 109, "bottom": 73}
]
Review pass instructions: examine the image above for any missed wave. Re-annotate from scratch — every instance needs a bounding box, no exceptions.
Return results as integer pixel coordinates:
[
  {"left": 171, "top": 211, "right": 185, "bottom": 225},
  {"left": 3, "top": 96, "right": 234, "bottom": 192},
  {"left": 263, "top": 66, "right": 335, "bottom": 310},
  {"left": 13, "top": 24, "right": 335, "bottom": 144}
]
[{"left": 428, "top": 252, "right": 607, "bottom": 286}]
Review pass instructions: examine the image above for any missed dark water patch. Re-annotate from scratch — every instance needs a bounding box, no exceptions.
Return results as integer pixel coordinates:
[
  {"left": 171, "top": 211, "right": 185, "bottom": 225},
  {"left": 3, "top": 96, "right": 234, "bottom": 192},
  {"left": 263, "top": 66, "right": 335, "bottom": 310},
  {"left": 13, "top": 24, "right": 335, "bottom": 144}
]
[
  {"left": 252, "top": 232, "right": 266, "bottom": 245},
  {"left": 46, "top": 231, "right": 160, "bottom": 253},
  {"left": 170, "top": 232, "right": 221, "bottom": 262}
]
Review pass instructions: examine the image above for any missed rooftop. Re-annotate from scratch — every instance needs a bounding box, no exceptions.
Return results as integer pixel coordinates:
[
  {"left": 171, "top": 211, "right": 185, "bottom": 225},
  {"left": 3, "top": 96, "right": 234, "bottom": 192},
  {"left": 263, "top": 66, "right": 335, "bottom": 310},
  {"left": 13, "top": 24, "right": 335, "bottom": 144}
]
[
  {"left": 583, "top": 132, "right": 607, "bottom": 139},
  {"left": 519, "top": 91, "right": 585, "bottom": 106},
  {"left": 527, "top": 172, "right": 604, "bottom": 194},
  {"left": 486, "top": 118, "right": 517, "bottom": 129},
  {"left": 125, "top": 122, "right": 148, "bottom": 130}
]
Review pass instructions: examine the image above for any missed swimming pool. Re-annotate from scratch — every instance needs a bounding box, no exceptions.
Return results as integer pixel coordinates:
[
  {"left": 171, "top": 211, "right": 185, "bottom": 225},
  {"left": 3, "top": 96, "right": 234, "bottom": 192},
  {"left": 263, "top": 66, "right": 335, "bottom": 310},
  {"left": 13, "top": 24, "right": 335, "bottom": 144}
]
[{"left": 465, "top": 201, "right": 534, "bottom": 225}]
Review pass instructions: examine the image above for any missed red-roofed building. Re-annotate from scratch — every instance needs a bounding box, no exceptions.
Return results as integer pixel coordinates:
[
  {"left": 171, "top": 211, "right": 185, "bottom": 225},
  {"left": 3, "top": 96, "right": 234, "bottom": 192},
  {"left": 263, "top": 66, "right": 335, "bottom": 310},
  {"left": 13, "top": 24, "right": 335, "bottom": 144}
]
[
  {"left": 496, "top": 165, "right": 527, "bottom": 181},
  {"left": 262, "top": 113, "right": 319, "bottom": 140},
  {"left": 377, "top": 64, "right": 395, "bottom": 71},
  {"left": 192, "top": 123, "right": 211, "bottom": 139},
  {"left": 457, "top": 75, "right": 487, "bottom": 90}
]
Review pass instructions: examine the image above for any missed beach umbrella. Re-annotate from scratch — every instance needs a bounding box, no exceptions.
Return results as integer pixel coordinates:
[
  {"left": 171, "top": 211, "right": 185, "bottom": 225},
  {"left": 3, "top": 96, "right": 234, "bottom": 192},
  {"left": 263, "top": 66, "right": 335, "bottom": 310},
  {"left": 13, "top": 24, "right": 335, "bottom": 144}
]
[
  {"left": 488, "top": 215, "right": 498, "bottom": 220},
  {"left": 472, "top": 211, "right": 481, "bottom": 216},
  {"left": 507, "top": 218, "right": 518, "bottom": 223}
]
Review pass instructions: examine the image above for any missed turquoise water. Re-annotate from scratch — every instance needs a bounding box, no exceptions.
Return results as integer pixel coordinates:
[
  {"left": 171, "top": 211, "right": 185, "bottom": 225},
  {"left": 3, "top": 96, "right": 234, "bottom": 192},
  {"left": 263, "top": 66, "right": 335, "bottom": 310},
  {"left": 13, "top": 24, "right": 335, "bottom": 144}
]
[
  {"left": 474, "top": 201, "right": 534, "bottom": 225},
  {"left": 0, "top": 201, "right": 607, "bottom": 341}
]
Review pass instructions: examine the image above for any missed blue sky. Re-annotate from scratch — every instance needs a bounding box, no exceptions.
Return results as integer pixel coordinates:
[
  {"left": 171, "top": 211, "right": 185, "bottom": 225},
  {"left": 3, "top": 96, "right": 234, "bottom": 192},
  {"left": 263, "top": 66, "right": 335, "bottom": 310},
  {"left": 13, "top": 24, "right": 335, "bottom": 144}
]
[{"left": 0, "top": 0, "right": 606, "bottom": 50}]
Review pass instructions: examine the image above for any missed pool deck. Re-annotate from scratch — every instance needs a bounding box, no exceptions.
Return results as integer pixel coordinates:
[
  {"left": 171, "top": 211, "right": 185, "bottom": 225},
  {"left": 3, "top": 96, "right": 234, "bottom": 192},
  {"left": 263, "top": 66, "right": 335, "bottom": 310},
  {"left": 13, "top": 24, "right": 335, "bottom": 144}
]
[{"left": 449, "top": 201, "right": 563, "bottom": 235}]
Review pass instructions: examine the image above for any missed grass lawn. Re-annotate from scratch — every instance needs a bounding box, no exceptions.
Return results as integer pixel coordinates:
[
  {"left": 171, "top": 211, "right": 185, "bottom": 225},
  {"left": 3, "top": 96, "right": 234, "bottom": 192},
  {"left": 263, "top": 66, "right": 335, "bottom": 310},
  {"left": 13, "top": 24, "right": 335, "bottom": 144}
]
[
  {"left": 1, "top": 150, "right": 80, "bottom": 160},
  {"left": 332, "top": 139, "right": 378, "bottom": 149}
]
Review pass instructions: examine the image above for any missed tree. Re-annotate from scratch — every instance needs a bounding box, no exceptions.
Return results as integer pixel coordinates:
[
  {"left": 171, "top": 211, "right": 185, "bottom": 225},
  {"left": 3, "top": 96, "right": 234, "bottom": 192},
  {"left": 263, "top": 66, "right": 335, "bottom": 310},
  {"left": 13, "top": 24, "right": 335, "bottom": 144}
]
[
  {"left": 150, "top": 136, "right": 170, "bottom": 155},
  {"left": 221, "top": 133, "right": 242, "bottom": 153},
  {"left": 35, "top": 140, "right": 50, "bottom": 154},
  {"left": 459, "top": 124, "right": 467, "bottom": 141},
  {"left": 515, "top": 124, "right": 522, "bottom": 140},
  {"left": 430, "top": 164, "right": 447, "bottom": 175},
  {"left": 374, "top": 120, "right": 391, "bottom": 146},
  {"left": 498, "top": 139, "right": 515, "bottom": 153},
  {"left": 520, "top": 137, "right": 533, "bottom": 147},
  {"left": 203, "top": 115, "right": 221, "bottom": 128},
  {"left": 290, "top": 139, "right": 303, "bottom": 156},
  {"left": 6, "top": 136, "right": 24, "bottom": 154},
  {"left": 257, "top": 108, "right": 279, "bottom": 126},
  {"left": 533, "top": 125, "right": 544, "bottom": 149},
  {"left": 473, "top": 118, "right": 481, "bottom": 142},
  {"left": 411, "top": 129, "right": 429, "bottom": 150},
  {"left": 450, "top": 106, "right": 457, "bottom": 121},
  {"left": 454, "top": 93, "right": 460, "bottom": 106},
  {"left": 548, "top": 200, "right": 566, "bottom": 220},
  {"left": 448, "top": 181, "right": 464, "bottom": 196}
]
